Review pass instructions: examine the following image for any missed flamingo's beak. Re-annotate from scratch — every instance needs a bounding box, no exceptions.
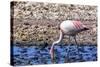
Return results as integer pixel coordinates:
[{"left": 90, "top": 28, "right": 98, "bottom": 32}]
[{"left": 50, "top": 48, "right": 54, "bottom": 59}]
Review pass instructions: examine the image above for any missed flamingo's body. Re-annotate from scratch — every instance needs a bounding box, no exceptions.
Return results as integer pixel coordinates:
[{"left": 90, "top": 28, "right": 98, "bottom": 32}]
[
  {"left": 60, "top": 20, "right": 87, "bottom": 35},
  {"left": 50, "top": 20, "right": 89, "bottom": 60}
]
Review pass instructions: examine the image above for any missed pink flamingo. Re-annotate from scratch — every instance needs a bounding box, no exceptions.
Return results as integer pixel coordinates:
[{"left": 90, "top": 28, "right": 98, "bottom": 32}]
[{"left": 50, "top": 20, "right": 89, "bottom": 62}]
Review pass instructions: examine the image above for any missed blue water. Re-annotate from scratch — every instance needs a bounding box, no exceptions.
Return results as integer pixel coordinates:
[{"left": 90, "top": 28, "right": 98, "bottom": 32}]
[{"left": 11, "top": 44, "right": 97, "bottom": 66}]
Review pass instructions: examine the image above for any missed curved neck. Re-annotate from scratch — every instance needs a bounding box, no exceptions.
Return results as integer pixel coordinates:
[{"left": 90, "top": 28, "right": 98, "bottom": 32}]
[
  {"left": 50, "top": 30, "right": 63, "bottom": 58},
  {"left": 51, "top": 30, "right": 63, "bottom": 48}
]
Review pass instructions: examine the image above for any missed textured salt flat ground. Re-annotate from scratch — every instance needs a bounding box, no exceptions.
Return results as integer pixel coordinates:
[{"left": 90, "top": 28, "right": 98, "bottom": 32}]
[{"left": 11, "top": 2, "right": 97, "bottom": 45}]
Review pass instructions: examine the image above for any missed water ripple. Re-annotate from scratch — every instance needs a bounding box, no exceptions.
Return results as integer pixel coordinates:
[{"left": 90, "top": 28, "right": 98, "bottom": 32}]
[{"left": 11, "top": 44, "right": 97, "bottom": 66}]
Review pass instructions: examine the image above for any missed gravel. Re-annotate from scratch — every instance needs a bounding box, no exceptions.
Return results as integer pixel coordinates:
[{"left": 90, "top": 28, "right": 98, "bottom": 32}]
[{"left": 11, "top": 1, "right": 97, "bottom": 45}]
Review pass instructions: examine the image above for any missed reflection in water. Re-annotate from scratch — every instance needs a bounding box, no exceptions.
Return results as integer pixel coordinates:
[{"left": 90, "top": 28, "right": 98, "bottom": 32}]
[{"left": 11, "top": 44, "right": 97, "bottom": 66}]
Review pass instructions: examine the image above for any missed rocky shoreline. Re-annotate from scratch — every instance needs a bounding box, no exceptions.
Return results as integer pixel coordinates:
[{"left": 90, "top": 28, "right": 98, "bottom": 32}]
[{"left": 11, "top": 1, "right": 97, "bottom": 45}]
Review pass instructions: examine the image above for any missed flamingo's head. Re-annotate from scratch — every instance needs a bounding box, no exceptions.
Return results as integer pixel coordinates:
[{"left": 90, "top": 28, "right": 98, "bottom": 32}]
[{"left": 50, "top": 46, "right": 54, "bottom": 59}]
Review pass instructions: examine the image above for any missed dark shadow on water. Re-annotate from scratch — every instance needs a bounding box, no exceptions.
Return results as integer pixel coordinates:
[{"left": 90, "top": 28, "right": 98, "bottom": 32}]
[{"left": 11, "top": 44, "right": 97, "bottom": 66}]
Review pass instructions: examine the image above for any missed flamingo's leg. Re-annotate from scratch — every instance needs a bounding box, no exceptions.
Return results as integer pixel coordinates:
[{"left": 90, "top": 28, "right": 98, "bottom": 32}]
[
  {"left": 74, "top": 35, "right": 78, "bottom": 44},
  {"left": 77, "top": 34, "right": 81, "bottom": 45},
  {"left": 68, "top": 36, "right": 71, "bottom": 44},
  {"left": 73, "top": 35, "right": 79, "bottom": 55},
  {"left": 65, "top": 36, "right": 71, "bottom": 62}
]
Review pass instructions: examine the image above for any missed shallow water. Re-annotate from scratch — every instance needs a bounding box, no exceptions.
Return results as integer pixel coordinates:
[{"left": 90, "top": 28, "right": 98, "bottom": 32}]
[{"left": 11, "top": 44, "right": 97, "bottom": 66}]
